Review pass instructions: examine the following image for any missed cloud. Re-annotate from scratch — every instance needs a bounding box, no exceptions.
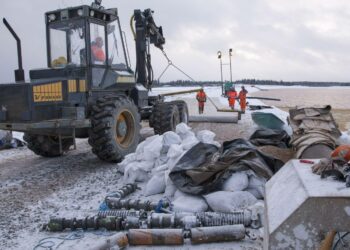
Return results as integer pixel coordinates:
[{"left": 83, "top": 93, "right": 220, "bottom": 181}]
[{"left": 0, "top": 0, "right": 349, "bottom": 83}]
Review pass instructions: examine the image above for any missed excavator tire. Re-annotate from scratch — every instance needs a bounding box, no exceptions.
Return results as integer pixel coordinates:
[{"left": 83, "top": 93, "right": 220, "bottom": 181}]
[
  {"left": 89, "top": 95, "right": 140, "bottom": 163},
  {"left": 152, "top": 102, "right": 180, "bottom": 135},
  {"left": 23, "top": 133, "right": 73, "bottom": 157},
  {"left": 170, "top": 100, "right": 189, "bottom": 124}
]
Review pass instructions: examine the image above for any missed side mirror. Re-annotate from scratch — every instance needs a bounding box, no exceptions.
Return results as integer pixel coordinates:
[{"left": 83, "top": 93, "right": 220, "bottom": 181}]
[{"left": 107, "top": 24, "right": 115, "bottom": 34}]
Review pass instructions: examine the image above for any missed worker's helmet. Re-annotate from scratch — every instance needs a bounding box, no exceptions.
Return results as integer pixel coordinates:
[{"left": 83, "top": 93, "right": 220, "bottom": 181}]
[
  {"left": 331, "top": 145, "right": 350, "bottom": 162},
  {"left": 95, "top": 37, "right": 104, "bottom": 47}
]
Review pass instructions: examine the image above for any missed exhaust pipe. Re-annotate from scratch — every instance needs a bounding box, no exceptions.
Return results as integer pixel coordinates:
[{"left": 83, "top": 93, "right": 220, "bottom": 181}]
[{"left": 3, "top": 18, "right": 25, "bottom": 82}]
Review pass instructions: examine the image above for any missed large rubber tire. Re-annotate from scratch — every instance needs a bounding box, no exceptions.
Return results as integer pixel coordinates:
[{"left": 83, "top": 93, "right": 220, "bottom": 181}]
[
  {"left": 23, "top": 133, "right": 73, "bottom": 157},
  {"left": 89, "top": 95, "right": 141, "bottom": 163},
  {"left": 153, "top": 103, "right": 180, "bottom": 135},
  {"left": 170, "top": 100, "right": 189, "bottom": 124}
]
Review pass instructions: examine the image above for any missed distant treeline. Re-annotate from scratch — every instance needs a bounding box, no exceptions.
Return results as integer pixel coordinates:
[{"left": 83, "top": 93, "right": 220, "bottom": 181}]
[{"left": 153, "top": 79, "right": 350, "bottom": 87}]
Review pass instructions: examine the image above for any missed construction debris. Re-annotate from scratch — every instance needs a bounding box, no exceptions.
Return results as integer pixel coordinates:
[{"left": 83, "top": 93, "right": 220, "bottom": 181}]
[{"left": 288, "top": 105, "right": 341, "bottom": 158}]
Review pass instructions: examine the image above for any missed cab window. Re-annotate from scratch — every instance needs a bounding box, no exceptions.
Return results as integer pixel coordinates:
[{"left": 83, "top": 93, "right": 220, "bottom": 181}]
[{"left": 90, "top": 23, "right": 106, "bottom": 65}]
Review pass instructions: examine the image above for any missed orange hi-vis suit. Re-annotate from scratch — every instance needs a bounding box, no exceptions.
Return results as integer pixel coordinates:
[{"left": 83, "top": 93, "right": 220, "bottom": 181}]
[
  {"left": 227, "top": 90, "right": 237, "bottom": 109},
  {"left": 238, "top": 88, "right": 248, "bottom": 112},
  {"left": 91, "top": 45, "right": 106, "bottom": 62},
  {"left": 196, "top": 90, "right": 207, "bottom": 114}
]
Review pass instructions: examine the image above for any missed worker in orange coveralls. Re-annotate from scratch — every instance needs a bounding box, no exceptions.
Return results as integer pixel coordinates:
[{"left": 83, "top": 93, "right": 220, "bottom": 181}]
[
  {"left": 238, "top": 86, "right": 248, "bottom": 113},
  {"left": 227, "top": 87, "right": 237, "bottom": 110},
  {"left": 91, "top": 37, "right": 106, "bottom": 63},
  {"left": 196, "top": 88, "right": 207, "bottom": 114}
]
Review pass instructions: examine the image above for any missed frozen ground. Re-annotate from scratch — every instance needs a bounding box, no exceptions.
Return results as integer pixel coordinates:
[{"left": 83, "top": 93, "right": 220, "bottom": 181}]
[{"left": 0, "top": 85, "right": 348, "bottom": 249}]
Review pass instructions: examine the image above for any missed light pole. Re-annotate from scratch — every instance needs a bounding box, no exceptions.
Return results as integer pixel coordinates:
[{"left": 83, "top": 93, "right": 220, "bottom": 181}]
[
  {"left": 229, "top": 48, "right": 233, "bottom": 83},
  {"left": 217, "top": 51, "right": 223, "bottom": 95}
]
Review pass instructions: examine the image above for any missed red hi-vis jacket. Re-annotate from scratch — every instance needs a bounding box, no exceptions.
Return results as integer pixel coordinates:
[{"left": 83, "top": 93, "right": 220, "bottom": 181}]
[
  {"left": 91, "top": 45, "right": 106, "bottom": 62},
  {"left": 227, "top": 90, "right": 237, "bottom": 106},
  {"left": 196, "top": 91, "right": 207, "bottom": 107}
]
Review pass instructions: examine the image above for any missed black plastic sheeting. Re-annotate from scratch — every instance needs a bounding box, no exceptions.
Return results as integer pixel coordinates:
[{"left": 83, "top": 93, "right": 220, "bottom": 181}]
[
  {"left": 169, "top": 139, "right": 284, "bottom": 195},
  {"left": 249, "top": 129, "right": 291, "bottom": 148}
]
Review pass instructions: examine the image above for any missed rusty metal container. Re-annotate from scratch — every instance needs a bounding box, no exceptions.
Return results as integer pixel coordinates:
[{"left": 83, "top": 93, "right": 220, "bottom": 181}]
[{"left": 190, "top": 225, "right": 245, "bottom": 244}]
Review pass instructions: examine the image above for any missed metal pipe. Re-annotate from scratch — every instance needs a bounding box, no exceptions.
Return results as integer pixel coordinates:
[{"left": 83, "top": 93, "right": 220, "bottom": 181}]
[
  {"left": 89, "top": 232, "right": 128, "bottom": 250},
  {"left": 128, "top": 229, "right": 184, "bottom": 245},
  {"left": 190, "top": 225, "right": 246, "bottom": 244},
  {"left": 158, "top": 88, "right": 201, "bottom": 97},
  {"left": 247, "top": 97, "right": 281, "bottom": 101},
  {"left": 3, "top": 18, "right": 25, "bottom": 82},
  {"left": 189, "top": 115, "right": 238, "bottom": 123}
]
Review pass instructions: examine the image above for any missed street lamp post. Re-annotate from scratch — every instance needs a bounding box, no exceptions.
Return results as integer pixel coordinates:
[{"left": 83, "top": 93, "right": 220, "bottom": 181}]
[
  {"left": 217, "top": 51, "right": 223, "bottom": 95},
  {"left": 229, "top": 48, "right": 233, "bottom": 83}
]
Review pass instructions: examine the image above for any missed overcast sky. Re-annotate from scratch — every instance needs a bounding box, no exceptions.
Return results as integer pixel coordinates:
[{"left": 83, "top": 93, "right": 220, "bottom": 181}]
[{"left": 0, "top": 0, "right": 350, "bottom": 83}]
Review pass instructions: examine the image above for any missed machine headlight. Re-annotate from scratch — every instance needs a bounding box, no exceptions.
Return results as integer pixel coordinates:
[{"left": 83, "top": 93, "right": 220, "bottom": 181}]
[
  {"left": 90, "top": 10, "right": 95, "bottom": 17},
  {"left": 48, "top": 14, "right": 56, "bottom": 21},
  {"left": 77, "top": 9, "right": 83, "bottom": 16}
]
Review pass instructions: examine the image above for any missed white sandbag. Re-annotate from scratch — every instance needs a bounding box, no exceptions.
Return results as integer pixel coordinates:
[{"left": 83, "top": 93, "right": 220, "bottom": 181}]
[
  {"left": 123, "top": 163, "right": 149, "bottom": 183},
  {"left": 196, "top": 130, "right": 216, "bottom": 143},
  {"left": 151, "top": 164, "right": 168, "bottom": 174},
  {"left": 336, "top": 132, "right": 350, "bottom": 145},
  {"left": 167, "top": 144, "right": 184, "bottom": 158},
  {"left": 117, "top": 153, "right": 137, "bottom": 173},
  {"left": 175, "top": 123, "right": 191, "bottom": 137},
  {"left": 143, "top": 135, "right": 164, "bottom": 161},
  {"left": 246, "top": 188, "right": 263, "bottom": 199},
  {"left": 181, "top": 135, "right": 199, "bottom": 150},
  {"left": 163, "top": 131, "right": 182, "bottom": 147},
  {"left": 144, "top": 172, "right": 166, "bottom": 196},
  {"left": 204, "top": 191, "right": 257, "bottom": 212},
  {"left": 222, "top": 172, "right": 249, "bottom": 192},
  {"left": 172, "top": 194, "right": 208, "bottom": 213},
  {"left": 247, "top": 175, "right": 266, "bottom": 199},
  {"left": 154, "top": 153, "right": 169, "bottom": 168},
  {"left": 164, "top": 176, "right": 177, "bottom": 199},
  {"left": 173, "top": 189, "right": 187, "bottom": 199}
]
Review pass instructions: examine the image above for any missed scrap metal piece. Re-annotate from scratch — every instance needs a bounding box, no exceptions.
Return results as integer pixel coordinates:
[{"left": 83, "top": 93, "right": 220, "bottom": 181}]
[
  {"left": 97, "top": 210, "right": 142, "bottom": 219},
  {"left": 106, "top": 184, "right": 138, "bottom": 200},
  {"left": 105, "top": 198, "right": 169, "bottom": 211},
  {"left": 128, "top": 228, "right": 184, "bottom": 245},
  {"left": 196, "top": 211, "right": 253, "bottom": 228},
  {"left": 190, "top": 225, "right": 246, "bottom": 244},
  {"left": 46, "top": 216, "right": 122, "bottom": 232}
]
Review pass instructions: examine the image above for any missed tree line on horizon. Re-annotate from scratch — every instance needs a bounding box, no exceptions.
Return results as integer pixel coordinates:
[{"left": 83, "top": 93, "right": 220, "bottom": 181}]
[{"left": 153, "top": 79, "right": 350, "bottom": 87}]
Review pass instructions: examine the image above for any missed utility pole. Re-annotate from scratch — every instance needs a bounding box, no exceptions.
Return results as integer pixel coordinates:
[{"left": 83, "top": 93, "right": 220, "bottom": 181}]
[
  {"left": 217, "top": 51, "right": 223, "bottom": 95},
  {"left": 229, "top": 48, "right": 233, "bottom": 83}
]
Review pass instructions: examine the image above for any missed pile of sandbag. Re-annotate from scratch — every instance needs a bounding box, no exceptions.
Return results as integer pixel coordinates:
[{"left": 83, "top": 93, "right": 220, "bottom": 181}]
[
  {"left": 118, "top": 123, "right": 220, "bottom": 197},
  {"left": 117, "top": 123, "right": 280, "bottom": 215}
]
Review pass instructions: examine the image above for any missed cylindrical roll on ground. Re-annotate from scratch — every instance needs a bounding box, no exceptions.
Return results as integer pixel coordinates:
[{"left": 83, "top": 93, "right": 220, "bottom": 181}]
[
  {"left": 190, "top": 225, "right": 245, "bottom": 244},
  {"left": 128, "top": 228, "right": 184, "bottom": 245},
  {"left": 189, "top": 115, "right": 238, "bottom": 123},
  {"left": 89, "top": 232, "right": 128, "bottom": 250}
]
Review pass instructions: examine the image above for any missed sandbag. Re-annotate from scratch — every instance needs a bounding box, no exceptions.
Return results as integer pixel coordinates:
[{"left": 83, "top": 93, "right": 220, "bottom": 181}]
[
  {"left": 204, "top": 191, "right": 257, "bottom": 212},
  {"left": 145, "top": 172, "right": 166, "bottom": 196},
  {"left": 196, "top": 130, "right": 221, "bottom": 148},
  {"left": 221, "top": 172, "right": 249, "bottom": 192},
  {"left": 172, "top": 193, "right": 208, "bottom": 213},
  {"left": 123, "top": 163, "right": 149, "bottom": 183},
  {"left": 117, "top": 153, "right": 137, "bottom": 173},
  {"left": 176, "top": 123, "right": 192, "bottom": 139}
]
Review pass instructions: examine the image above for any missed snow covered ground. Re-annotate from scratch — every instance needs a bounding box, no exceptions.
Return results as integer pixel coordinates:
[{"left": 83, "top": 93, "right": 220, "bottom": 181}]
[{"left": 1, "top": 85, "right": 349, "bottom": 249}]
